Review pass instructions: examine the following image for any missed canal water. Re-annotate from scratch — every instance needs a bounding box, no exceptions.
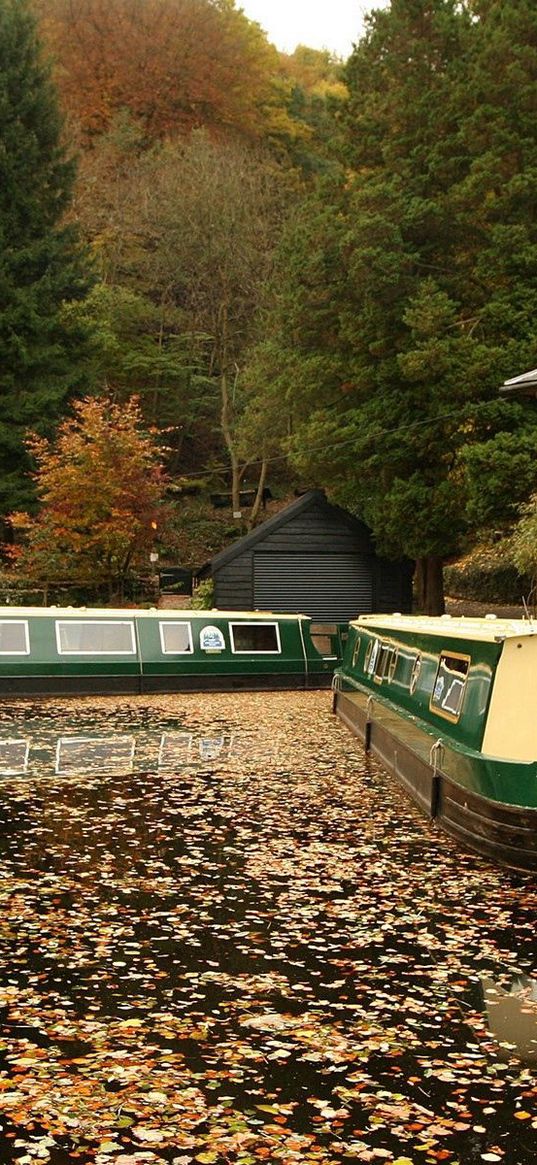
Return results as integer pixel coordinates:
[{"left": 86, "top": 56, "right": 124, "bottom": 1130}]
[{"left": 0, "top": 691, "right": 535, "bottom": 1165}]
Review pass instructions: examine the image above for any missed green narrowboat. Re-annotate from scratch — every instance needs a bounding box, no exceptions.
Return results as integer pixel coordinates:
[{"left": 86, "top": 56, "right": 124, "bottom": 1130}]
[
  {"left": 333, "top": 613, "right": 537, "bottom": 870},
  {"left": 0, "top": 607, "right": 345, "bottom": 695}
]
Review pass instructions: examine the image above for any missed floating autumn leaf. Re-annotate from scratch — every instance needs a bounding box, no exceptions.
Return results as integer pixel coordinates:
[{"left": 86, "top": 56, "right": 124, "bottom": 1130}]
[{"left": 0, "top": 691, "right": 534, "bottom": 1165}]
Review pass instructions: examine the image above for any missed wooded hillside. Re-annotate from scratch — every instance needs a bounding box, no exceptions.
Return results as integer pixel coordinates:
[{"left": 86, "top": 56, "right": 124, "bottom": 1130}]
[{"left": 2, "top": 0, "right": 537, "bottom": 611}]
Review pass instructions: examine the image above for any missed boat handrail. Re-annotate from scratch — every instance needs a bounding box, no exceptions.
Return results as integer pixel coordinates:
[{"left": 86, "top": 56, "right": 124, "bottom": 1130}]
[{"left": 429, "top": 738, "right": 445, "bottom": 774}]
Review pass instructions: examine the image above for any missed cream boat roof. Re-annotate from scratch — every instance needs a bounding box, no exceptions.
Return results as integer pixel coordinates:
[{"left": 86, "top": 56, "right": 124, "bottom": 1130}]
[
  {"left": 0, "top": 607, "right": 307, "bottom": 621},
  {"left": 352, "top": 613, "right": 537, "bottom": 643}
]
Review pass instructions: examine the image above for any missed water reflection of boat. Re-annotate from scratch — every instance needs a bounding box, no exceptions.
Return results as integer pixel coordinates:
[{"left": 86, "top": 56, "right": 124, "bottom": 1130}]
[
  {"left": 482, "top": 976, "right": 537, "bottom": 1063},
  {"left": 0, "top": 608, "right": 345, "bottom": 695},
  {"left": 333, "top": 614, "right": 537, "bottom": 869},
  {"left": 0, "top": 739, "right": 30, "bottom": 775},
  {"left": 158, "top": 733, "right": 236, "bottom": 767},
  {"left": 0, "top": 729, "right": 261, "bottom": 778},
  {"left": 55, "top": 736, "right": 136, "bottom": 775}
]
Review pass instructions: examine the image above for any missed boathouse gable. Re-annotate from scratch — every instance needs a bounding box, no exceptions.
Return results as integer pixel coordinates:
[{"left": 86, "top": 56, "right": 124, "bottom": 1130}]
[{"left": 197, "top": 491, "right": 412, "bottom": 622}]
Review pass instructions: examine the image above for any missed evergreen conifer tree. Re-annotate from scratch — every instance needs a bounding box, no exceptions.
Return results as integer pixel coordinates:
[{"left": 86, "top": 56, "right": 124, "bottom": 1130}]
[
  {"left": 0, "top": 0, "right": 92, "bottom": 515},
  {"left": 251, "top": 0, "right": 537, "bottom": 612}
]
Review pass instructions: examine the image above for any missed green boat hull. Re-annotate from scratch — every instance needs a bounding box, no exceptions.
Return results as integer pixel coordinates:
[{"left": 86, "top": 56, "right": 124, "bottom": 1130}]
[
  {"left": 0, "top": 608, "right": 345, "bottom": 696},
  {"left": 1, "top": 670, "right": 335, "bottom": 696},
  {"left": 334, "top": 684, "right": 537, "bottom": 870}
]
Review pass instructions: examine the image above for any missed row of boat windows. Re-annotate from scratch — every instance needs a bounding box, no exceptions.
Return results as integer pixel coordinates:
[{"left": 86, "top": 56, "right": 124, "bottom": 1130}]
[
  {"left": 356, "top": 636, "right": 470, "bottom": 722},
  {"left": 0, "top": 619, "right": 282, "bottom": 656}
]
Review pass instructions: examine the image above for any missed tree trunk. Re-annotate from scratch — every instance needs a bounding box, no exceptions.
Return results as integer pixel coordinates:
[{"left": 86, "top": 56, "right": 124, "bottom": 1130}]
[
  {"left": 415, "top": 557, "right": 426, "bottom": 610},
  {"left": 152, "top": 301, "right": 166, "bottom": 423},
  {"left": 247, "top": 458, "right": 268, "bottom": 530},
  {"left": 420, "top": 555, "right": 445, "bottom": 615},
  {"left": 218, "top": 303, "right": 242, "bottom": 517},
  {"left": 220, "top": 366, "right": 241, "bottom": 514}
]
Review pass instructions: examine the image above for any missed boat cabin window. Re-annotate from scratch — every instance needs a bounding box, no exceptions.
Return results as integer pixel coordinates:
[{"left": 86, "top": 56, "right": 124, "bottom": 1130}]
[
  {"left": 310, "top": 623, "right": 338, "bottom": 658},
  {"left": 0, "top": 620, "right": 29, "bottom": 654},
  {"left": 229, "top": 622, "right": 281, "bottom": 653},
  {"left": 409, "top": 653, "right": 422, "bottom": 695},
  {"left": 55, "top": 736, "right": 136, "bottom": 775},
  {"left": 374, "top": 642, "right": 394, "bottom": 684},
  {"left": 351, "top": 636, "right": 361, "bottom": 668},
  {"left": 430, "top": 652, "right": 470, "bottom": 721},
  {"left": 56, "top": 620, "right": 136, "bottom": 655},
  {"left": 388, "top": 649, "right": 399, "bottom": 682},
  {"left": 159, "top": 621, "right": 193, "bottom": 654},
  {"left": 365, "top": 637, "right": 380, "bottom": 675}
]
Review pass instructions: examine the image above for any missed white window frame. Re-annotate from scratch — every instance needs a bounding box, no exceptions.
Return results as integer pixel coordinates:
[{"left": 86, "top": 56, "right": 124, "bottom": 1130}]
[
  {"left": 429, "top": 651, "right": 470, "bottom": 723},
  {"left": 365, "top": 637, "right": 379, "bottom": 675},
  {"left": 409, "top": 653, "right": 422, "bottom": 695},
  {"left": 229, "top": 620, "right": 281, "bottom": 655},
  {"left": 55, "top": 735, "right": 136, "bottom": 774},
  {"left": 0, "top": 620, "right": 30, "bottom": 655},
  {"left": 0, "top": 739, "right": 30, "bottom": 775},
  {"left": 158, "top": 732, "right": 194, "bottom": 767},
  {"left": 158, "top": 621, "right": 193, "bottom": 655},
  {"left": 55, "top": 620, "right": 136, "bottom": 655}
]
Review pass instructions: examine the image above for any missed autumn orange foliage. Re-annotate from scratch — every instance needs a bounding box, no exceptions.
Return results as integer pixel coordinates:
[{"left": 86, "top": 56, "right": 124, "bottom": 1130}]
[
  {"left": 8, "top": 396, "right": 169, "bottom": 594},
  {"left": 35, "top": 0, "right": 280, "bottom": 141}
]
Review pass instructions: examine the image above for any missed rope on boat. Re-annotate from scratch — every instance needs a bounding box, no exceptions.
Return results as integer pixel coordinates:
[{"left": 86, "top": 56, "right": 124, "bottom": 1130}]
[
  {"left": 429, "top": 738, "right": 444, "bottom": 772},
  {"left": 429, "top": 738, "right": 444, "bottom": 819},
  {"left": 365, "top": 694, "right": 374, "bottom": 752},
  {"left": 330, "top": 670, "right": 341, "bottom": 713}
]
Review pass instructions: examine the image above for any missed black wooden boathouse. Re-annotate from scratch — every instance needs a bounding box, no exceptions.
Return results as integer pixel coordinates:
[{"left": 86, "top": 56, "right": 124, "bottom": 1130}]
[{"left": 196, "top": 490, "right": 412, "bottom": 622}]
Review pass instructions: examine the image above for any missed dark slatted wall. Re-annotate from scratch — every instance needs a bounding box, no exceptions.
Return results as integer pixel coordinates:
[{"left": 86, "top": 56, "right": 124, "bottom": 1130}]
[
  {"left": 215, "top": 555, "right": 253, "bottom": 610},
  {"left": 253, "top": 554, "right": 373, "bottom": 621},
  {"left": 210, "top": 494, "right": 412, "bottom": 617},
  {"left": 255, "top": 503, "right": 372, "bottom": 556}
]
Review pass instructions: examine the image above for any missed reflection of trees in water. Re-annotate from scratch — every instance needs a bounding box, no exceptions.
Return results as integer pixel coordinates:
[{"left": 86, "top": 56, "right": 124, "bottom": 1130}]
[{"left": 482, "top": 975, "right": 537, "bottom": 1063}]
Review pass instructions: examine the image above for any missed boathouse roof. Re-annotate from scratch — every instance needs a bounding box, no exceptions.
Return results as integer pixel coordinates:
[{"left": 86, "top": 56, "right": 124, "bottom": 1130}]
[{"left": 196, "top": 489, "right": 373, "bottom": 575}]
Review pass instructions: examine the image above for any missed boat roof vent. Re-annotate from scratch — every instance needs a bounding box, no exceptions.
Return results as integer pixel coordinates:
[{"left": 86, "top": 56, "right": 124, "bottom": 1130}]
[{"left": 485, "top": 613, "right": 497, "bottom": 620}]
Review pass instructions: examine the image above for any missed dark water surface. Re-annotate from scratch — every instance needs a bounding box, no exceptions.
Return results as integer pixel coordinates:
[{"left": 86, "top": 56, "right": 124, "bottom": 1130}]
[{"left": 0, "top": 692, "right": 534, "bottom": 1165}]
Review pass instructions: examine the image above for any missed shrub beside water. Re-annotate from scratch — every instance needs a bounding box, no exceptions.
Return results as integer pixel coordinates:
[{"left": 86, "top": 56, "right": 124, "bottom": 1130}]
[
  {"left": 191, "top": 579, "right": 215, "bottom": 609},
  {"left": 444, "top": 543, "right": 533, "bottom": 606}
]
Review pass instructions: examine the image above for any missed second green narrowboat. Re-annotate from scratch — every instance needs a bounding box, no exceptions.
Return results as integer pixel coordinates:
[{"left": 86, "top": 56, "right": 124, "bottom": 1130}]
[
  {"left": 333, "top": 613, "right": 537, "bottom": 870},
  {"left": 0, "top": 606, "right": 345, "bottom": 695}
]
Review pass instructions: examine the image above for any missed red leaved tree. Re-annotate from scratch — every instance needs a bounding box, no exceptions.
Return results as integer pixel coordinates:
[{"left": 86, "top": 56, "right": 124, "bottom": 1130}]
[{"left": 8, "top": 396, "right": 168, "bottom": 599}]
